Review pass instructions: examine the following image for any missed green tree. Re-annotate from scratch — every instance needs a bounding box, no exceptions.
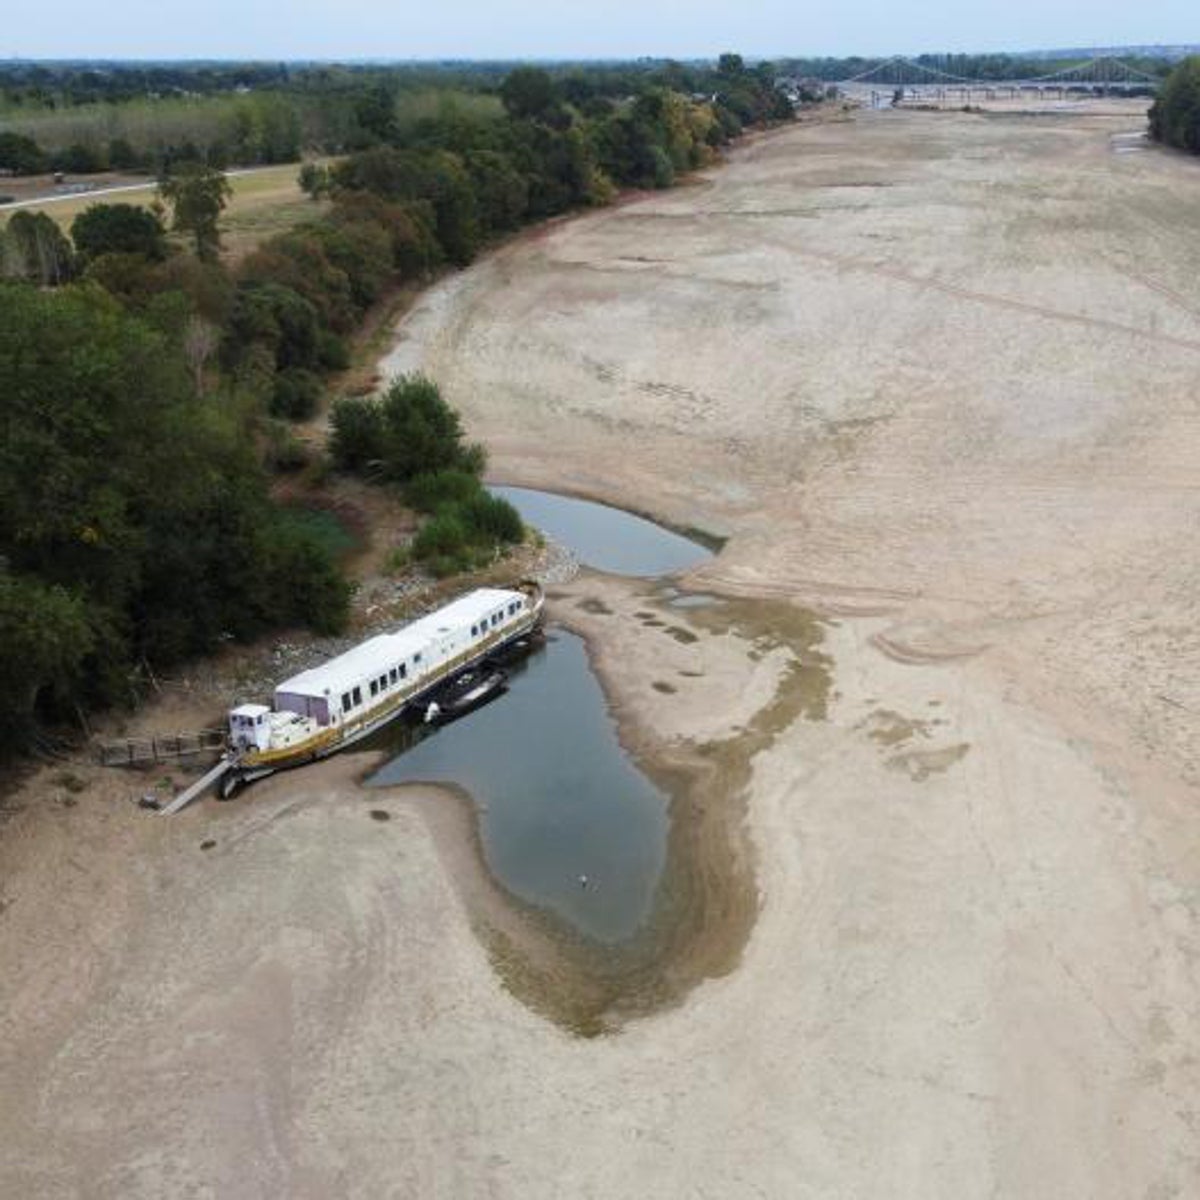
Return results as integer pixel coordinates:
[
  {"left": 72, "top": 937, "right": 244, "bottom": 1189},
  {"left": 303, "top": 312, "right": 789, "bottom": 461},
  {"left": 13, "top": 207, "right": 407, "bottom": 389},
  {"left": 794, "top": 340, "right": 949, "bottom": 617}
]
[
  {"left": 0, "top": 572, "right": 93, "bottom": 735},
  {"left": 1149, "top": 57, "right": 1200, "bottom": 153},
  {"left": 299, "top": 161, "right": 332, "bottom": 200},
  {"left": 3, "top": 211, "right": 74, "bottom": 285},
  {"left": 500, "top": 68, "right": 558, "bottom": 121},
  {"left": 158, "top": 162, "right": 232, "bottom": 261},
  {"left": 71, "top": 203, "right": 168, "bottom": 263},
  {"left": 330, "top": 374, "right": 483, "bottom": 482},
  {"left": 0, "top": 280, "right": 349, "bottom": 737},
  {"left": 0, "top": 131, "right": 47, "bottom": 175}
]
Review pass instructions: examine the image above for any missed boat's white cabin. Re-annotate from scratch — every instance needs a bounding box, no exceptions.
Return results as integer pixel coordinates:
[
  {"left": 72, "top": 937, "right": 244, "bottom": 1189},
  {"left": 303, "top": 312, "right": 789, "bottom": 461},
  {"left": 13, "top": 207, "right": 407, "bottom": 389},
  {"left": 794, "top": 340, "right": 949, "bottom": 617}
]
[{"left": 229, "top": 703, "right": 272, "bottom": 752}]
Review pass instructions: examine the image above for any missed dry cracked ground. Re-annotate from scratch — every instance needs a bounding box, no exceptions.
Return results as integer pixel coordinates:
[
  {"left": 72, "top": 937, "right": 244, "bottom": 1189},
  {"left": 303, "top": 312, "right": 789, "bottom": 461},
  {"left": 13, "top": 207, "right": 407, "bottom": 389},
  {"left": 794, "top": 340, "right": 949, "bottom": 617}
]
[{"left": 4, "top": 105, "right": 1200, "bottom": 1198}]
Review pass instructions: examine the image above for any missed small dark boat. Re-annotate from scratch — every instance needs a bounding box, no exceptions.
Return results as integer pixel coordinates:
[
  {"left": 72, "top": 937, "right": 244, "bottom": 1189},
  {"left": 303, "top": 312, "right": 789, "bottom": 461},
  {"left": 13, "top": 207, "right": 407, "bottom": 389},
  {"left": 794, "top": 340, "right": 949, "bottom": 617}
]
[{"left": 423, "top": 668, "right": 507, "bottom": 725}]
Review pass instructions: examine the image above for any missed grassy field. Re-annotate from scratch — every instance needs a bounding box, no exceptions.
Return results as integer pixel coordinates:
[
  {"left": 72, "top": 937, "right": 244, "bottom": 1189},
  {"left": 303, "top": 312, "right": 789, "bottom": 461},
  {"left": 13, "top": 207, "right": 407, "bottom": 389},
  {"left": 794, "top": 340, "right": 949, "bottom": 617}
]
[{"left": 0, "top": 162, "right": 327, "bottom": 259}]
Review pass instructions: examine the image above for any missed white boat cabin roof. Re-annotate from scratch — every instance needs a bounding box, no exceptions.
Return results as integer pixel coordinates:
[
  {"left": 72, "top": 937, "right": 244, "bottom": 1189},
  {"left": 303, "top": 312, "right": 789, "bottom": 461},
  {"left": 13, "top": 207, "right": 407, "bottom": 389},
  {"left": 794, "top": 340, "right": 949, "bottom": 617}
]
[{"left": 275, "top": 588, "right": 524, "bottom": 701}]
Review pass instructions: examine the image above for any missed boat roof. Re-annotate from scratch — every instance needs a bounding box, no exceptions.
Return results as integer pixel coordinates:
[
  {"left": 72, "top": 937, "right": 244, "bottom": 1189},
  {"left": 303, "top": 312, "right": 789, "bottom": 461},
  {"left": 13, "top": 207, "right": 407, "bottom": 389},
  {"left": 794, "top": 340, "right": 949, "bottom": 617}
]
[{"left": 275, "top": 588, "right": 523, "bottom": 700}]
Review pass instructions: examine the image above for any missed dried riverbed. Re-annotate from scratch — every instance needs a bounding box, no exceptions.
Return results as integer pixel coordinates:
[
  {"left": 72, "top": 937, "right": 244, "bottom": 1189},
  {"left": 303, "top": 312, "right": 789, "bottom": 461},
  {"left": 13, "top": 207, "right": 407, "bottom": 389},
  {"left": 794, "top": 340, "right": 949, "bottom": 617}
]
[{"left": 4, "top": 103, "right": 1200, "bottom": 1198}]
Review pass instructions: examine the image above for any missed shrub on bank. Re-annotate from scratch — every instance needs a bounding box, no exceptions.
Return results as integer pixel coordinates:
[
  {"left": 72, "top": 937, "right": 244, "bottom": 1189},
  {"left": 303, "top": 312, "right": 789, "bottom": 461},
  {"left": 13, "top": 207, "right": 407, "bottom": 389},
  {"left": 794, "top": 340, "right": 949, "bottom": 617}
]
[
  {"left": 270, "top": 367, "right": 323, "bottom": 420},
  {"left": 1149, "top": 57, "right": 1200, "bottom": 153},
  {"left": 330, "top": 373, "right": 485, "bottom": 482}
]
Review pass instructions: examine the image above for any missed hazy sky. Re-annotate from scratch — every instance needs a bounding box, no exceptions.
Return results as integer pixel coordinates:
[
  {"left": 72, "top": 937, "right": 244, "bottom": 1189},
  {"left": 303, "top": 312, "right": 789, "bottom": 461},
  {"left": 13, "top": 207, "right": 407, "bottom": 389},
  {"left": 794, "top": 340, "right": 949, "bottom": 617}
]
[{"left": 8, "top": 0, "right": 1199, "bottom": 61}]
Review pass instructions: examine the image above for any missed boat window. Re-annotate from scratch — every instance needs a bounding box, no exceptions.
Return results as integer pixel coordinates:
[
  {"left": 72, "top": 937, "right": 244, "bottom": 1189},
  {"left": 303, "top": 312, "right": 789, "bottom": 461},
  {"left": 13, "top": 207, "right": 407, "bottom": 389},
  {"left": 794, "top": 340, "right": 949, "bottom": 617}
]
[
  {"left": 389, "top": 668, "right": 398, "bottom": 685},
  {"left": 399, "top": 663, "right": 407, "bottom": 679},
  {"left": 471, "top": 625, "right": 477, "bottom": 637},
  {"left": 352, "top": 686, "right": 362, "bottom": 706},
  {"left": 370, "top": 680, "right": 378, "bottom": 697},
  {"left": 414, "top": 653, "right": 422, "bottom": 664},
  {"left": 378, "top": 674, "right": 387, "bottom": 692},
  {"left": 341, "top": 693, "right": 352, "bottom": 714}
]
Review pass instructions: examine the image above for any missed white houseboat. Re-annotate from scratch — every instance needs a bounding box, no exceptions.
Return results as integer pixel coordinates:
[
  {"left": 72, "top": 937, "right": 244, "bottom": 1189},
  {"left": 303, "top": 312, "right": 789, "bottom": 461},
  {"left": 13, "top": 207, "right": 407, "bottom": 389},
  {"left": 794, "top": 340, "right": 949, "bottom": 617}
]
[{"left": 222, "top": 581, "right": 543, "bottom": 795}]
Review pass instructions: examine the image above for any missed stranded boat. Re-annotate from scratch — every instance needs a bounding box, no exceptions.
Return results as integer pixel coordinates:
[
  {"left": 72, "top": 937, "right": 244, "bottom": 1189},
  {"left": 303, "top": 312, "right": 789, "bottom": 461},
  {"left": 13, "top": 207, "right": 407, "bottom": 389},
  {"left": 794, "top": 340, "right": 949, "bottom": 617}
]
[{"left": 221, "top": 582, "right": 543, "bottom": 796}]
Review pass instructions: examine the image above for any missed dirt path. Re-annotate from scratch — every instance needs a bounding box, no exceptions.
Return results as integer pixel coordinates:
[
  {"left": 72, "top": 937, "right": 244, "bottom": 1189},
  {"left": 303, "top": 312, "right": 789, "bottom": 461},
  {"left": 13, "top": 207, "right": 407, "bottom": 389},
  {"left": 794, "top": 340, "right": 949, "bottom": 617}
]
[{"left": 4, "top": 105, "right": 1199, "bottom": 1198}]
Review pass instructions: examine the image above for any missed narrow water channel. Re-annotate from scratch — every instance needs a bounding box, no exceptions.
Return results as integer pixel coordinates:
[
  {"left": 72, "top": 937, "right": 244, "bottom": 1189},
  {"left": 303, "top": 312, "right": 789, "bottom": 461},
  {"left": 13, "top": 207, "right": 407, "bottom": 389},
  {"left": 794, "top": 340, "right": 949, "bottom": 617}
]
[
  {"left": 489, "top": 485, "right": 713, "bottom": 577},
  {"left": 370, "top": 488, "right": 716, "bottom": 945}
]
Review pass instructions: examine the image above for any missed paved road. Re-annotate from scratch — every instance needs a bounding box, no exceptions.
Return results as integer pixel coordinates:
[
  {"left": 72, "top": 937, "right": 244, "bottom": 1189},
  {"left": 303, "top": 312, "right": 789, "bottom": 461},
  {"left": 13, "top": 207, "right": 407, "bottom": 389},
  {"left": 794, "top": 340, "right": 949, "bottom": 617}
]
[{"left": 0, "top": 166, "right": 274, "bottom": 211}]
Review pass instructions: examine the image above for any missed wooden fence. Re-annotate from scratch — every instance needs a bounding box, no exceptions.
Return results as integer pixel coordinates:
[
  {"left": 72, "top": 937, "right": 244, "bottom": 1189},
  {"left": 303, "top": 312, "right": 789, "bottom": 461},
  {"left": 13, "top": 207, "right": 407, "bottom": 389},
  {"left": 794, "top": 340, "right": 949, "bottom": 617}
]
[{"left": 97, "top": 729, "right": 226, "bottom": 767}]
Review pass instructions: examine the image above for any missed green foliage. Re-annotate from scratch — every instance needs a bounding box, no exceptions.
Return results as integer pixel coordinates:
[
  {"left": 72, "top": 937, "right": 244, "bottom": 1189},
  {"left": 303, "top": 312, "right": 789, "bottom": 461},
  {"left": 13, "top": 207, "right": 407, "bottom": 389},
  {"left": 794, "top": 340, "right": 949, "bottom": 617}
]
[
  {"left": 270, "top": 367, "right": 323, "bottom": 419},
  {"left": 317, "top": 329, "right": 350, "bottom": 370},
  {"left": 459, "top": 491, "right": 523, "bottom": 544},
  {"left": 272, "top": 505, "right": 359, "bottom": 559},
  {"left": 333, "top": 147, "right": 480, "bottom": 265},
  {"left": 299, "top": 161, "right": 332, "bottom": 200},
  {"left": 500, "top": 68, "right": 559, "bottom": 121},
  {"left": 158, "top": 162, "right": 233, "bottom": 261},
  {"left": 53, "top": 142, "right": 107, "bottom": 174},
  {"left": 406, "top": 480, "right": 524, "bottom": 577},
  {"left": 403, "top": 468, "right": 481, "bottom": 512},
  {"left": 70, "top": 203, "right": 167, "bottom": 263},
  {"left": 260, "top": 516, "right": 352, "bottom": 635},
  {"left": 2, "top": 210, "right": 75, "bottom": 284},
  {"left": 1149, "top": 57, "right": 1200, "bottom": 153},
  {"left": 228, "top": 281, "right": 319, "bottom": 371},
  {"left": 330, "top": 374, "right": 484, "bottom": 482},
  {"left": 0, "top": 130, "right": 47, "bottom": 174},
  {"left": 328, "top": 394, "right": 386, "bottom": 473},
  {"left": 262, "top": 420, "right": 312, "bottom": 473},
  {"left": 0, "top": 281, "right": 348, "bottom": 747},
  {"left": 0, "top": 572, "right": 93, "bottom": 735}
]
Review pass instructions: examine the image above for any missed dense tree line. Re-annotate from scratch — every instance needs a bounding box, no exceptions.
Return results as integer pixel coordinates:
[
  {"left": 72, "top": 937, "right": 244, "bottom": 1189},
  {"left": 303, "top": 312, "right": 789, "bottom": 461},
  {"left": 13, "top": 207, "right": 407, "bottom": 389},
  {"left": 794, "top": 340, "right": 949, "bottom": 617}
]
[
  {"left": 0, "top": 57, "right": 789, "bottom": 749},
  {"left": 0, "top": 55, "right": 792, "bottom": 176},
  {"left": 0, "top": 282, "right": 350, "bottom": 743},
  {"left": 1149, "top": 57, "right": 1200, "bottom": 153}
]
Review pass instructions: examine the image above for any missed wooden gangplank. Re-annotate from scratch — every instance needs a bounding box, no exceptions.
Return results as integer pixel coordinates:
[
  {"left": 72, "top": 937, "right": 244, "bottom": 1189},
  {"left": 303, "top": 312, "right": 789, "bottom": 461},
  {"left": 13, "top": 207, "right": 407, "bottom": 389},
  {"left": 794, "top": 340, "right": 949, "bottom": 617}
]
[{"left": 158, "top": 759, "right": 231, "bottom": 817}]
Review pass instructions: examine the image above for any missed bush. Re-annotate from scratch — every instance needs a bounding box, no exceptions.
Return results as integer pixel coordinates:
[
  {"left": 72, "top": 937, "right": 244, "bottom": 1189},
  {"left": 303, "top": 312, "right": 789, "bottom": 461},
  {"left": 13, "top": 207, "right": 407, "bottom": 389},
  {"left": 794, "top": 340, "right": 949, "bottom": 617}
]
[
  {"left": 0, "top": 131, "right": 47, "bottom": 176},
  {"left": 54, "top": 143, "right": 107, "bottom": 174},
  {"left": 262, "top": 519, "right": 352, "bottom": 634},
  {"left": 329, "top": 394, "right": 386, "bottom": 471},
  {"left": 317, "top": 329, "right": 350, "bottom": 371},
  {"left": 1149, "top": 57, "right": 1200, "bottom": 153},
  {"left": 459, "top": 491, "right": 523, "bottom": 544},
  {"left": 403, "top": 468, "right": 481, "bottom": 512},
  {"left": 403, "top": 474, "right": 524, "bottom": 578},
  {"left": 71, "top": 204, "right": 168, "bottom": 263},
  {"left": 330, "top": 374, "right": 484, "bottom": 483},
  {"left": 409, "top": 509, "right": 485, "bottom": 576},
  {"left": 270, "top": 367, "right": 323, "bottom": 420},
  {"left": 262, "top": 420, "right": 311, "bottom": 472}
]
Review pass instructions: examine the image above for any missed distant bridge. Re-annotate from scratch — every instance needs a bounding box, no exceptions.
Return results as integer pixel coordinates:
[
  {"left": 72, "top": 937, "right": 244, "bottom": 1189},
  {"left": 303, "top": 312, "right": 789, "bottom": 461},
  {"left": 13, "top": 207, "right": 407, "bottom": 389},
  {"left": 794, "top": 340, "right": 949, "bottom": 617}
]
[{"left": 836, "top": 54, "right": 1161, "bottom": 102}]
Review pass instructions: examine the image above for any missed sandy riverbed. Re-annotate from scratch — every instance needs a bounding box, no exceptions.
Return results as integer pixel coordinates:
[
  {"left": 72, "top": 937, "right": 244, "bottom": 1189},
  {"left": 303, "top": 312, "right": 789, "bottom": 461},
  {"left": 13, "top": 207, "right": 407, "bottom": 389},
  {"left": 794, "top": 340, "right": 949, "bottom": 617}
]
[{"left": 4, "top": 104, "right": 1200, "bottom": 1197}]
